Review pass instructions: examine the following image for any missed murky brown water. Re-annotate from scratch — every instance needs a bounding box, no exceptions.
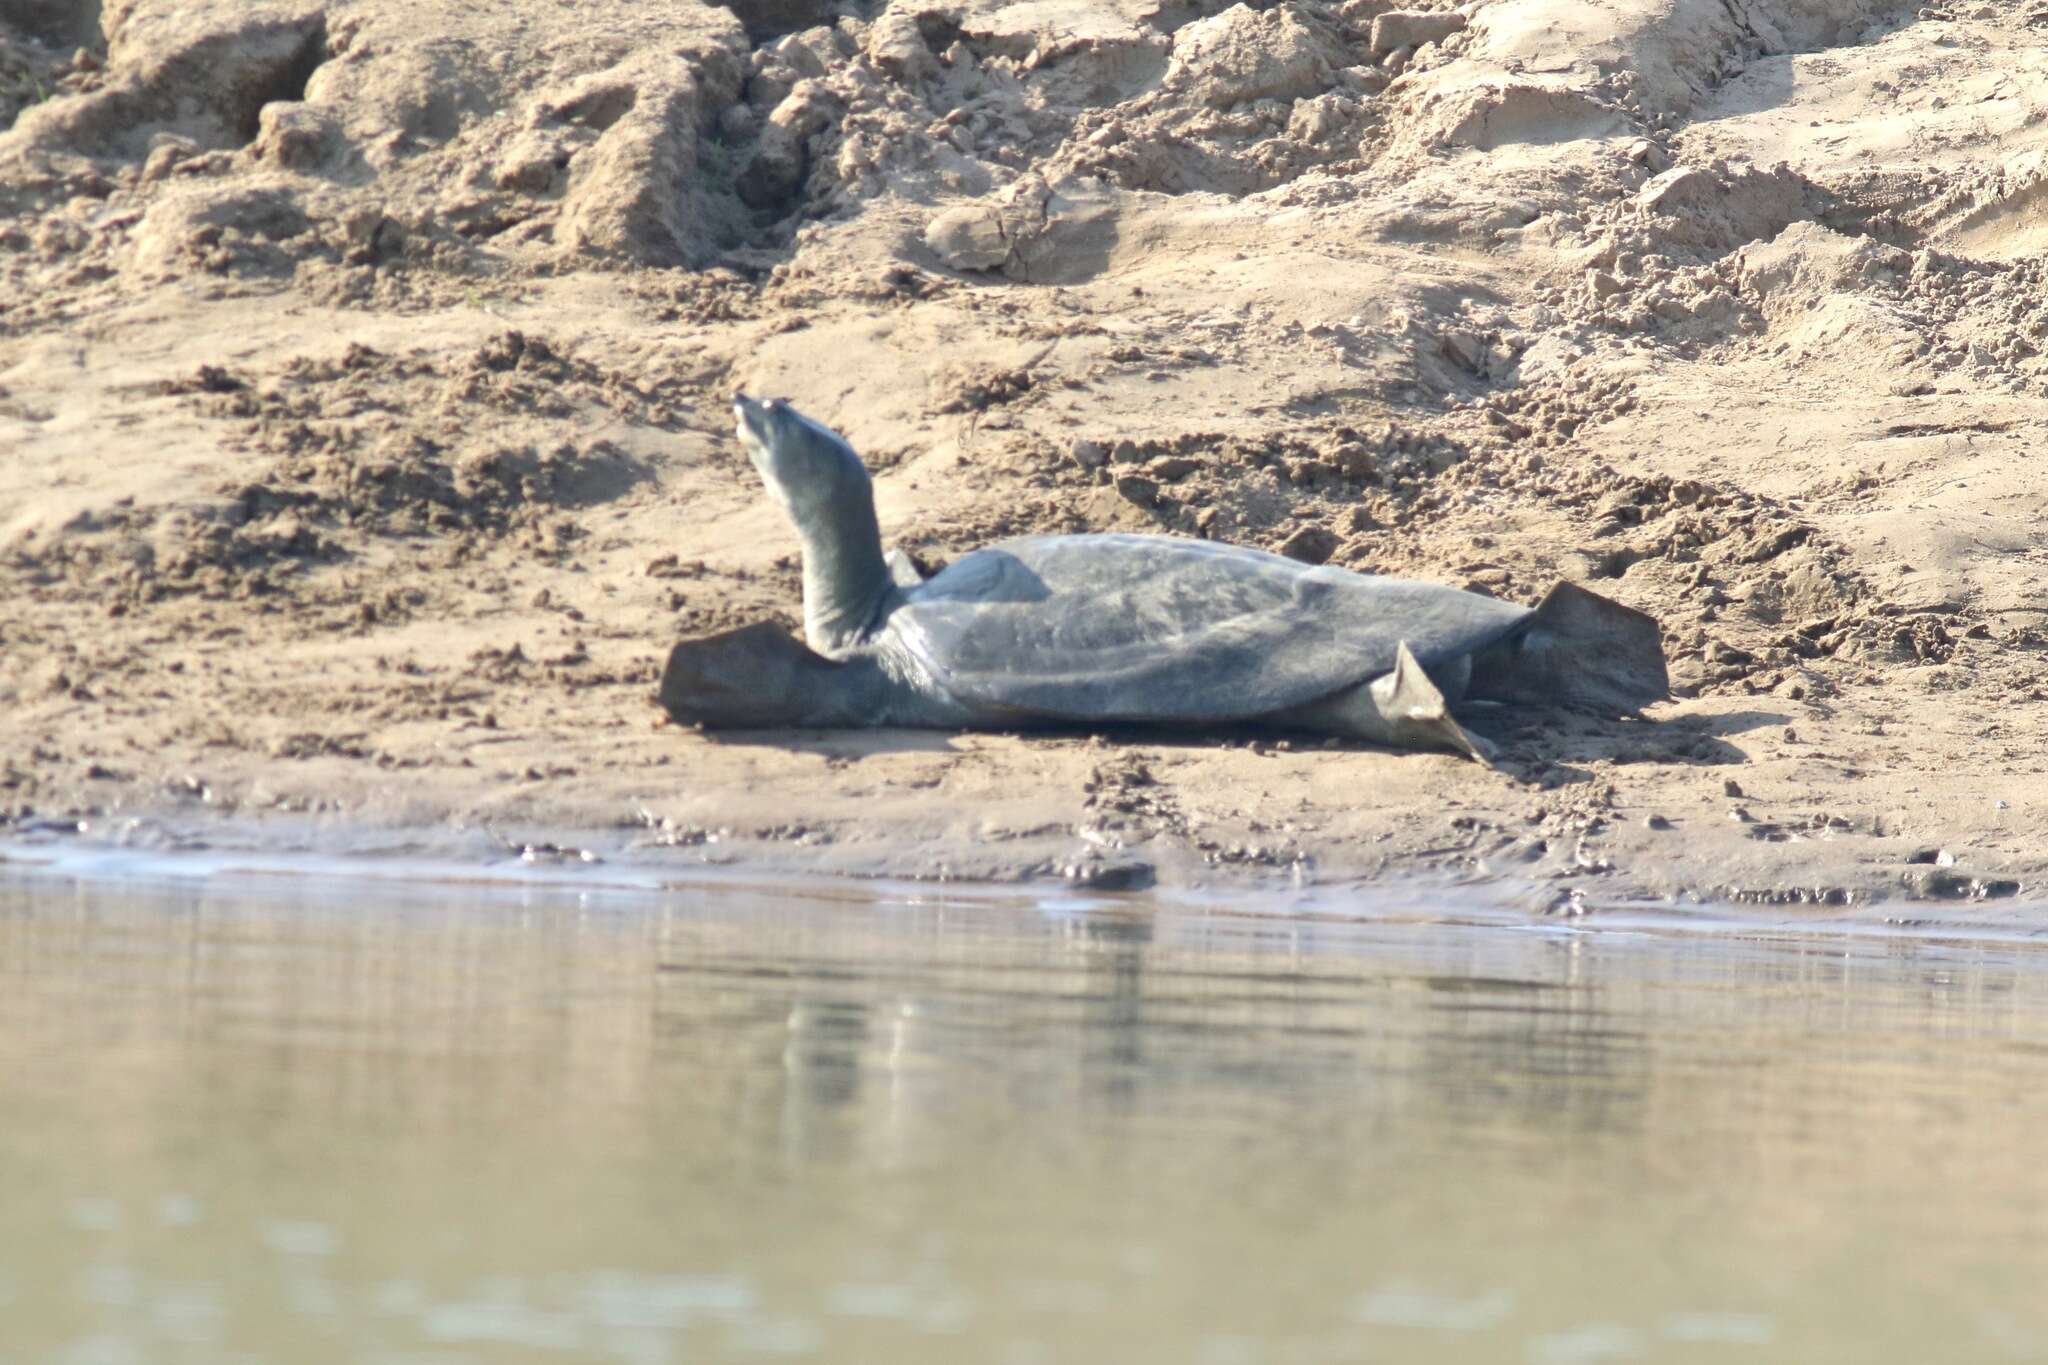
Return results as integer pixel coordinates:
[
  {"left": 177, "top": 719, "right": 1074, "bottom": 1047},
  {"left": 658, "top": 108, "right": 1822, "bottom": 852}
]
[{"left": 4, "top": 861, "right": 2048, "bottom": 1363}]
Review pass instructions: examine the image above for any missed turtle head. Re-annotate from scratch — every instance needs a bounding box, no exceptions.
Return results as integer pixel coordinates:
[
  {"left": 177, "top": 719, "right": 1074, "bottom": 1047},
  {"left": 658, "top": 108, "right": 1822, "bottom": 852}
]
[
  {"left": 659, "top": 621, "right": 880, "bottom": 729},
  {"left": 733, "top": 393, "right": 870, "bottom": 516}
]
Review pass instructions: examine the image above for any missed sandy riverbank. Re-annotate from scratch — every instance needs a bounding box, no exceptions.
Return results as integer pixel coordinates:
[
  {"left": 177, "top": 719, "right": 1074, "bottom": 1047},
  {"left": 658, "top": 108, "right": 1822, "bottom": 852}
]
[{"left": 4, "top": 0, "right": 2047, "bottom": 905}]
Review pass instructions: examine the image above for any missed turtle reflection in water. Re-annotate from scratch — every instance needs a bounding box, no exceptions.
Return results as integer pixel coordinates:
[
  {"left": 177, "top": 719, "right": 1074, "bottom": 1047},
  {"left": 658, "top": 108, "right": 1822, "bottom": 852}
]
[{"left": 659, "top": 396, "right": 1668, "bottom": 761}]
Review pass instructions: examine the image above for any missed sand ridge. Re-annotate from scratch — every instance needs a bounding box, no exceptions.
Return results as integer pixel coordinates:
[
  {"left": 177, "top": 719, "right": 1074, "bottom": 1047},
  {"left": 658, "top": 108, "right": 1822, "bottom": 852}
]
[{"left": 2, "top": 0, "right": 2047, "bottom": 906}]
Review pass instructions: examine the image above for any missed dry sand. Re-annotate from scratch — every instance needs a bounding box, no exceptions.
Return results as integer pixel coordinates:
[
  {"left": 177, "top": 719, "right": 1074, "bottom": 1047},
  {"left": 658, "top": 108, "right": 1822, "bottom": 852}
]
[{"left": 3, "top": 0, "right": 2047, "bottom": 907}]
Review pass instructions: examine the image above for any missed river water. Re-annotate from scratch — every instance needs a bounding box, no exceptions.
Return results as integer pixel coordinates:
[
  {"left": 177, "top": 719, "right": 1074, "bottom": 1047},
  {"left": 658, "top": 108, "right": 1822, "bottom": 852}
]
[{"left": 3, "top": 855, "right": 2048, "bottom": 1363}]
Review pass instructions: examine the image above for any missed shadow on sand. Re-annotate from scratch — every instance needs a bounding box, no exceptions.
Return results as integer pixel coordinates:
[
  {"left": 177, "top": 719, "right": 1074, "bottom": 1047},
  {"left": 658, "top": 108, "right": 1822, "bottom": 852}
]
[
  {"left": 687, "top": 708, "right": 1784, "bottom": 774},
  {"left": 695, "top": 728, "right": 963, "bottom": 758}
]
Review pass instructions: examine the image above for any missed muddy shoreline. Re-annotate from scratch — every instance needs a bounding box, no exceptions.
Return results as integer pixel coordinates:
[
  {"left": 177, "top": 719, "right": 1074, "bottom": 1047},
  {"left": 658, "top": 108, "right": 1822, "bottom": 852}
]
[
  {"left": 6, "top": 0, "right": 2048, "bottom": 914},
  {"left": 8, "top": 806, "right": 2048, "bottom": 948},
  {"left": 0, "top": 728, "right": 2032, "bottom": 911}
]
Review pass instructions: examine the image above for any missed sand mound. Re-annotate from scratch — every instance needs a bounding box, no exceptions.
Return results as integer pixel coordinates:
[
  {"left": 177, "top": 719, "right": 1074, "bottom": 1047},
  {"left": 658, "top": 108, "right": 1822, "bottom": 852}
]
[
  {"left": 10, "top": 1, "right": 325, "bottom": 158},
  {"left": 1, "top": 0, "right": 749, "bottom": 271},
  {"left": 1931, "top": 153, "right": 2048, "bottom": 263}
]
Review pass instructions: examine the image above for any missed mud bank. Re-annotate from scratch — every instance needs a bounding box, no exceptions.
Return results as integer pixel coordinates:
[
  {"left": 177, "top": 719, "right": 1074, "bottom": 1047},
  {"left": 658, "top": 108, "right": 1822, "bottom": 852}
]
[{"left": 4, "top": 0, "right": 2048, "bottom": 908}]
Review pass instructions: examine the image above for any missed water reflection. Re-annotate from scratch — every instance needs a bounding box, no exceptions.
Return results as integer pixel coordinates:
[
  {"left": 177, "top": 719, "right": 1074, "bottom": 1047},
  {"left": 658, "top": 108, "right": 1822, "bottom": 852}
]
[{"left": 3, "top": 868, "right": 2048, "bottom": 1362}]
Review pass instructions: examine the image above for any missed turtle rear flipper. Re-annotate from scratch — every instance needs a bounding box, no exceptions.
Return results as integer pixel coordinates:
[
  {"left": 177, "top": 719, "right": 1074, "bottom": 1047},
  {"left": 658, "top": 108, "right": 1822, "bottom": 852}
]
[
  {"left": 1470, "top": 582, "right": 1668, "bottom": 715},
  {"left": 884, "top": 548, "right": 926, "bottom": 588},
  {"left": 1277, "top": 642, "right": 1496, "bottom": 763}
]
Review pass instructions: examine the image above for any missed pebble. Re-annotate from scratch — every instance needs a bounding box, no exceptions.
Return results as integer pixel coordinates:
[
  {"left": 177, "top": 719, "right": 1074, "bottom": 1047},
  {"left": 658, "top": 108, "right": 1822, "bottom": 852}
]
[
  {"left": 1060, "top": 858, "right": 1156, "bottom": 892},
  {"left": 1903, "top": 868, "right": 2018, "bottom": 901},
  {"left": 924, "top": 206, "right": 1008, "bottom": 272},
  {"left": 1624, "top": 137, "right": 1672, "bottom": 172},
  {"left": 1113, "top": 474, "right": 1160, "bottom": 508},
  {"left": 1905, "top": 868, "right": 1971, "bottom": 899},
  {"left": 1644, "top": 814, "right": 1672, "bottom": 830},
  {"left": 1369, "top": 10, "right": 1467, "bottom": 55},
  {"left": 1546, "top": 889, "right": 1588, "bottom": 917},
  {"left": 1277, "top": 525, "right": 1339, "bottom": 565},
  {"left": 864, "top": 10, "right": 938, "bottom": 82}
]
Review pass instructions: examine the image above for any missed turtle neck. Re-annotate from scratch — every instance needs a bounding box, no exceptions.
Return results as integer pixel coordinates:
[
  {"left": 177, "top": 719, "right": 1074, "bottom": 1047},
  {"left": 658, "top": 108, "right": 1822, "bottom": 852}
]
[{"left": 792, "top": 462, "right": 895, "bottom": 658}]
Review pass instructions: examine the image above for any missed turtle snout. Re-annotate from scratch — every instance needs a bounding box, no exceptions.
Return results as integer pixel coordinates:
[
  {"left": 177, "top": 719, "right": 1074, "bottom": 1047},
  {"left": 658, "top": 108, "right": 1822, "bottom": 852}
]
[{"left": 733, "top": 393, "right": 776, "bottom": 461}]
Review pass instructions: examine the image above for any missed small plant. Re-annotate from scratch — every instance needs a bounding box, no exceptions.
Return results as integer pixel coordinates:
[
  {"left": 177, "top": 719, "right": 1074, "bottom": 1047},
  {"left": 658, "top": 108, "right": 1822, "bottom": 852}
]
[
  {"left": 699, "top": 138, "right": 734, "bottom": 179},
  {"left": 1, "top": 57, "right": 49, "bottom": 118}
]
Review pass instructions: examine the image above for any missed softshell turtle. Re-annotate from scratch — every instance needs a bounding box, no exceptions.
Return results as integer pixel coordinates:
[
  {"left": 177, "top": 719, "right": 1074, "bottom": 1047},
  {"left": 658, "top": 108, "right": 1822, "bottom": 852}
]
[{"left": 660, "top": 396, "right": 1668, "bottom": 760}]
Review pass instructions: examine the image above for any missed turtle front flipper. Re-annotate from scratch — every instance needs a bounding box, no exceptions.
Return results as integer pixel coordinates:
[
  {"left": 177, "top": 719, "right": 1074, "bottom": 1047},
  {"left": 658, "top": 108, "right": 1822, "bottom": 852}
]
[
  {"left": 660, "top": 621, "right": 897, "bottom": 729},
  {"left": 1274, "top": 641, "right": 1496, "bottom": 763}
]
